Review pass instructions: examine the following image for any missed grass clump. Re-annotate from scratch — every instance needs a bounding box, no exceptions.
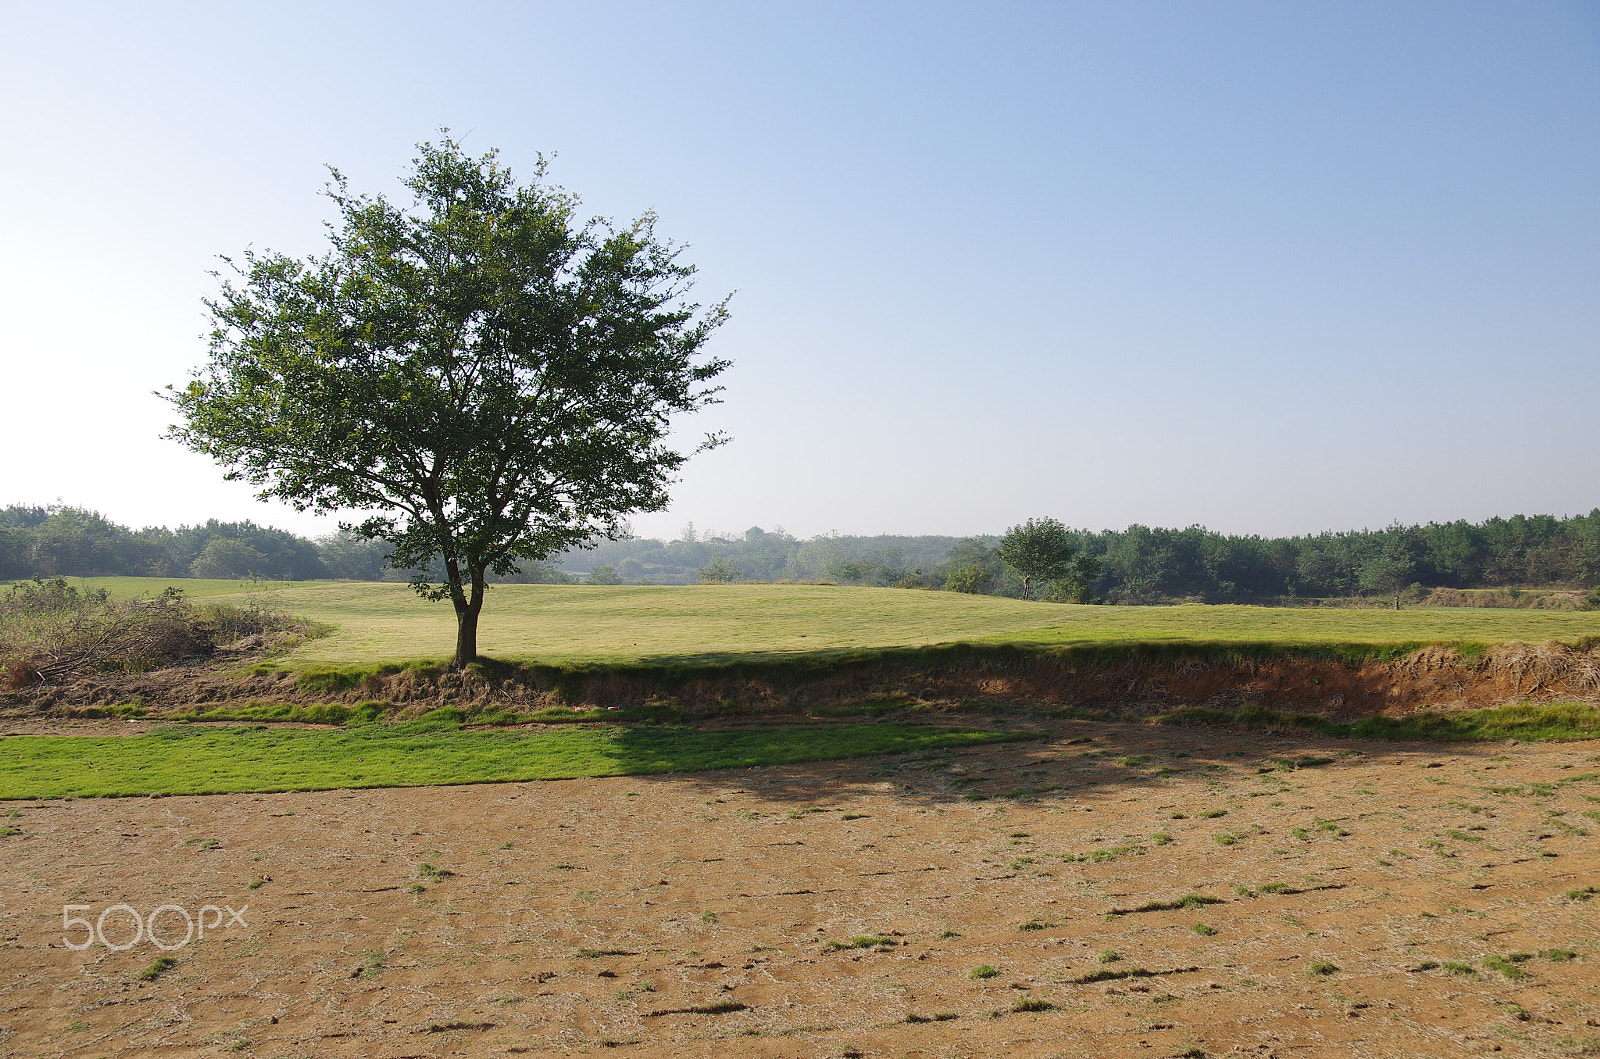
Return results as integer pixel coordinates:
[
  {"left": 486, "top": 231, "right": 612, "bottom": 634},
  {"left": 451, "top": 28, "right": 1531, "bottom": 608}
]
[
  {"left": 970, "top": 964, "right": 1000, "bottom": 979},
  {"left": 1308, "top": 961, "right": 1338, "bottom": 976},
  {"left": 904, "top": 1011, "right": 959, "bottom": 1023},
  {"left": 1116, "top": 894, "right": 1222, "bottom": 915},
  {"left": 1012, "top": 996, "right": 1055, "bottom": 1012},
  {"left": 1062, "top": 843, "right": 1147, "bottom": 864},
  {"left": 1483, "top": 954, "right": 1531, "bottom": 980},
  {"left": 1192, "top": 923, "right": 1217, "bottom": 936},
  {"left": 137, "top": 956, "right": 178, "bottom": 982},
  {"left": 827, "top": 935, "right": 895, "bottom": 951},
  {"left": 644, "top": 1000, "right": 747, "bottom": 1017},
  {"left": 1069, "top": 966, "right": 1192, "bottom": 985}
]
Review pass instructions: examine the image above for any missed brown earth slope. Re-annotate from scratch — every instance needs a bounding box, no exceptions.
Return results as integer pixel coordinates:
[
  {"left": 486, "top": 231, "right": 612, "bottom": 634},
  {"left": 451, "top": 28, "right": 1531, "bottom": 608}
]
[{"left": 7, "top": 641, "right": 1600, "bottom": 725}]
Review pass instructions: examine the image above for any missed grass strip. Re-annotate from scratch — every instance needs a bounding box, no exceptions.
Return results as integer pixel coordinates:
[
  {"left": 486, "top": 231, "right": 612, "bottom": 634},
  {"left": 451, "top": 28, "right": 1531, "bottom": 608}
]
[{"left": 0, "top": 719, "right": 1029, "bottom": 799}]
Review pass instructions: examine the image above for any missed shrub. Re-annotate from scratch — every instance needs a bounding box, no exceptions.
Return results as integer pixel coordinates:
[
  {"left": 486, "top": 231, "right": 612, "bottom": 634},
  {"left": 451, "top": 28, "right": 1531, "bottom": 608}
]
[
  {"left": 0, "top": 578, "right": 303, "bottom": 686},
  {"left": 944, "top": 565, "right": 985, "bottom": 594}
]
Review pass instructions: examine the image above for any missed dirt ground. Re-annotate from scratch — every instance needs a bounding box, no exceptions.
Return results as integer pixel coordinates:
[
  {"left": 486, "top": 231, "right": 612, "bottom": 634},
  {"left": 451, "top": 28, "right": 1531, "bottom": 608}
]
[{"left": 4, "top": 719, "right": 1600, "bottom": 1058}]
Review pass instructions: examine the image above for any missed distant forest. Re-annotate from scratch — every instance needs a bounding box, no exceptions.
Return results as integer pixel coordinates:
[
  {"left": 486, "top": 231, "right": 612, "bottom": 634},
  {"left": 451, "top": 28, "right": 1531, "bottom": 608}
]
[{"left": 3, "top": 504, "right": 1599, "bottom": 605}]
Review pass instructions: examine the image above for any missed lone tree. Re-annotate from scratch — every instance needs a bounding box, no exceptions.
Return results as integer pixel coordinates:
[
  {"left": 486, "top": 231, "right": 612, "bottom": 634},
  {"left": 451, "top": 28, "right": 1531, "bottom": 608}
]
[
  {"left": 1358, "top": 548, "right": 1415, "bottom": 611},
  {"left": 998, "top": 517, "right": 1087, "bottom": 601},
  {"left": 169, "top": 137, "right": 730, "bottom": 668}
]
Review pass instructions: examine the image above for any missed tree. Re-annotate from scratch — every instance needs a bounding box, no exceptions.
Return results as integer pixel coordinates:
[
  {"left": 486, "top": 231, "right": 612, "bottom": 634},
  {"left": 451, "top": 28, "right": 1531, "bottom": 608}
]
[
  {"left": 189, "top": 537, "right": 267, "bottom": 580},
  {"left": 944, "top": 564, "right": 985, "bottom": 593},
  {"left": 585, "top": 564, "right": 622, "bottom": 585},
  {"left": 697, "top": 555, "right": 741, "bottom": 584},
  {"left": 170, "top": 136, "right": 731, "bottom": 667},
  {"left": 1044, "top": 553, "right": 1101, "bottom": 603},
  {"left": 998, "top": 517, "right": 1080, "bottom": 601},
  {"left": 1358, "top": 548, "right": 1415, "bottom": 610}
]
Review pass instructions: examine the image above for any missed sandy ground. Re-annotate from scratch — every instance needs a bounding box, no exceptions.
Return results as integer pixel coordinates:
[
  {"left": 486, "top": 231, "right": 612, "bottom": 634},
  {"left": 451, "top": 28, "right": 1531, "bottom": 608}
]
[{"left": 3, "top": 720, "right": 1600, "bottom": 1058}]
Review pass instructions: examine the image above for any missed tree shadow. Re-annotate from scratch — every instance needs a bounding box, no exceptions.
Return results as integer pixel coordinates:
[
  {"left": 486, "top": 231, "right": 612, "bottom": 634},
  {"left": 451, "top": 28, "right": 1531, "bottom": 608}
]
[{"left": 603, "top": 712, "right": 1524, "bottom": 810}]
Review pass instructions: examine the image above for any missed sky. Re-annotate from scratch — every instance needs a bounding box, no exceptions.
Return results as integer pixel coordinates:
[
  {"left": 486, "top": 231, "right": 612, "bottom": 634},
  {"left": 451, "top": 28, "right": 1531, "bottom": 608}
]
[{"left": 2, "top": 1, "right": 1598, "bottom": 543}]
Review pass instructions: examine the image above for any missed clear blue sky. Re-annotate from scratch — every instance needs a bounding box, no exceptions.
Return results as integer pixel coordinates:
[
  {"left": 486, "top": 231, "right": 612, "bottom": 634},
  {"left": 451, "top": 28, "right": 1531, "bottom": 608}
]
[{"left": 3, "top": 1, "right": 1597, "bottom": 541}]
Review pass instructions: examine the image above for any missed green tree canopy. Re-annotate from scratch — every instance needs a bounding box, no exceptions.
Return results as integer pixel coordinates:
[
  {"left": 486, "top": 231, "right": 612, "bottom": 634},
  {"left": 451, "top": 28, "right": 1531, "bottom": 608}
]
[
  {"left": 169, "top": 136, "right": 730, "bottom": 666},
  {"left": 1358, "top": 547, "right": 1416, "bottom": 610},
  {"left": 998, "top": 517, "right": 1082, "bottom": 601}
]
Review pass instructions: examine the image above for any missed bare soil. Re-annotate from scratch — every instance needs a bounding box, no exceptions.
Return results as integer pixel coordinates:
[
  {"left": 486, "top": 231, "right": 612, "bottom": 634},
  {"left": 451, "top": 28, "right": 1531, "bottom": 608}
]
[
  {"left": 8, "top": 640, "right": 1600, "bottom": 724},
  {"left": 4, "top": 719, "right": 1600, "bottom": 1058}
]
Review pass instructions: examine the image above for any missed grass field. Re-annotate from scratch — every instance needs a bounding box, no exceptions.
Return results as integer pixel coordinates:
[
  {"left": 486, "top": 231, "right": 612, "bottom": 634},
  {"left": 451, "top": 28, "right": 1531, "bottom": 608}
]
[
  {"left": 0, "top": 717, "right": 1026, "bottom": 799},
  {"left": 43, "top": 575, "right": 323, "bottom": 600},
  {"left": 63, "top": 578, "right": 1600, "bottom": 667}
]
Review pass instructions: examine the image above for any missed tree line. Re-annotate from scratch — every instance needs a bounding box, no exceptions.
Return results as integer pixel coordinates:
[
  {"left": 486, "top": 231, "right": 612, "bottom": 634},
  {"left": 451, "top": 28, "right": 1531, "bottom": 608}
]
[{"left": 5, "top": 503, "right": 1598, "bottom": 602}]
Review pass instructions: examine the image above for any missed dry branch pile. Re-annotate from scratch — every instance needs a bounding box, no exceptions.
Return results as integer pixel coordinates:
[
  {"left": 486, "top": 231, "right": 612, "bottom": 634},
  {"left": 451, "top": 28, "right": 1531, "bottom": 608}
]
[{"left": 0, "top": 578, "right": 303, "bottom": 689}]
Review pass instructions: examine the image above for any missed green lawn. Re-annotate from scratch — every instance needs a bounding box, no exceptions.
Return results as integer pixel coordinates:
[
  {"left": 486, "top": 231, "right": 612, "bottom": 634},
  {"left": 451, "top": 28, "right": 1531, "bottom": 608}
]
[
  {"left": 48, "top": 575, "right": 324, "bottom": 599},
  {"left": 63, "top": 579, "right": 1600, "bottom": 667},
  {"left": 0, "top": 718, "right": 1025, "bottom": 799}
]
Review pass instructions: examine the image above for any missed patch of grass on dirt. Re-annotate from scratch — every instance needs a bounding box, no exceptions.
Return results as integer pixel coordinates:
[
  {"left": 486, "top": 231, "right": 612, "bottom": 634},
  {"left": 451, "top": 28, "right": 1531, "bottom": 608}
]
[
  {"left": 137, "top": 956, "right": 177, "bottom": 982},
  {"left": 644, "top": 1000, "right": 746, "bottom": 1017},
  {"left": 1483, "top": 953, "right": 1533, "bottom": 979},
  {"left": 0, "top": 718, "right": 1027, "bottom": 799}
]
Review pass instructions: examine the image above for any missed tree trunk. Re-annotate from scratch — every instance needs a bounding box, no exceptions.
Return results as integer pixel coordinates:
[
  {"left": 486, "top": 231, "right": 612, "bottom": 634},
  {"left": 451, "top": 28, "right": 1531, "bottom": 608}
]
[
  {"left": 454, "top": 602, "right": 481, "bottom": 668},
  {"left": 1020, "top": 575, "right": 1031, "bottom": 601},
  {"left": 448, "top": 563, "right": 487, "bottom": 669}
]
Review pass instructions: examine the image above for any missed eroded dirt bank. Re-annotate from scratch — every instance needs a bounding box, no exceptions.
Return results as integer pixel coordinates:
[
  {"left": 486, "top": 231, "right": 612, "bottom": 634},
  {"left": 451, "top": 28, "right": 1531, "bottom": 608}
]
[
  {"left": 3, "top": 720, "right": 1598, "bottom": 1057},
  {"left": 6, "top": 641, "right": 1600, "bottom": 723}
]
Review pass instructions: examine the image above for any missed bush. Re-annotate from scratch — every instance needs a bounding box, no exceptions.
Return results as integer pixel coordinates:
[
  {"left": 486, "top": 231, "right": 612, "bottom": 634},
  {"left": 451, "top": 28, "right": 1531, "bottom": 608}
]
[
  {"left": 0, "top": 579, "right": 303, "bottom": 687},
  {"left": 585, "top": 564, "right": 622, "bottom": 585},
  {"left": 697, "top": 556, "right": 741, "bottom": 584},
  {"left": 944, "top": 564, "right": 985, "bottom": 594}
]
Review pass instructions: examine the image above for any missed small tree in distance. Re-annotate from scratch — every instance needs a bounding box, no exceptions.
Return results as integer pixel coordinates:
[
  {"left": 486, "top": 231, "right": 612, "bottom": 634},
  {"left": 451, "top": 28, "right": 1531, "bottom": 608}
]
[
  {"left": 698, "top": 555, "right": 742, "bottom": 584},
  {"left": 999, "top": 517, "right": 1083, "bottom": 601},
  {"left": 169, "top": 136, "right": 731, "bottom": 667},
  {"left": 1358, "top": 549, "right": 1415, "bottom": 610}
]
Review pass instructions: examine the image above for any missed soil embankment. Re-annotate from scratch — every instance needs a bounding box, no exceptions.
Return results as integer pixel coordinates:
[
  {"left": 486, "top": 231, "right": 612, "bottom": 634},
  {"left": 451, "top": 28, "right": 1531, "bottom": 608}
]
[{"left": 6, "top": 640, "right": 1599, "bottom": 723}]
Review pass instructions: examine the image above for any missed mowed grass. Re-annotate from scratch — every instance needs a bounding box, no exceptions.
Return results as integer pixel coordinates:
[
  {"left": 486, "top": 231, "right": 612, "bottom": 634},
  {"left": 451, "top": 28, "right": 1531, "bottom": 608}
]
[
  {"left": 66, "top": 579, "right": 1600, "bottom": 667},
  {"left": 0, "top": 718, "right": 1026, "bottom": 799},
  {"left": 53, "top": 576, "right": 323, "bottom": 600}
]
